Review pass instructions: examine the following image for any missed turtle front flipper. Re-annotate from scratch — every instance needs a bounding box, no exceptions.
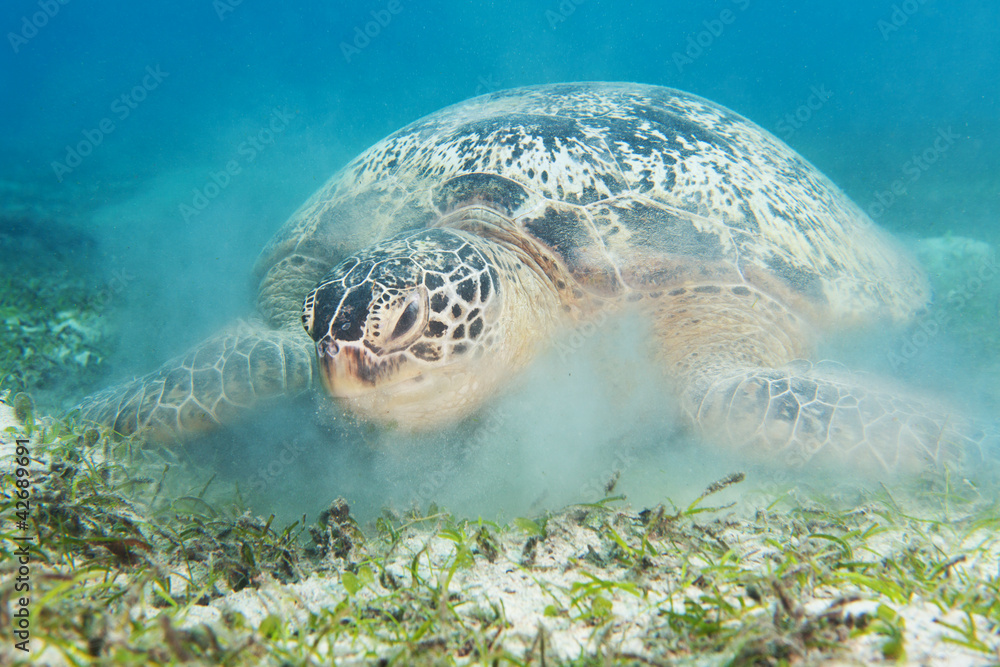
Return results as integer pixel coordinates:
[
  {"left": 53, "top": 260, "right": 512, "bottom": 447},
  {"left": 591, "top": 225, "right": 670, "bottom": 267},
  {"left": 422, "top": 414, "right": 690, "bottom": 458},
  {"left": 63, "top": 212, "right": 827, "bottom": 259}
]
[
  {"left": 75, "top": 321, "right": 316, "bottom": 440},
  {"left": 653, "top": 285, "right": 992, "bottom": 476},
  {"left": 687, "top": 362, "right": 990, "bottom": 475}
]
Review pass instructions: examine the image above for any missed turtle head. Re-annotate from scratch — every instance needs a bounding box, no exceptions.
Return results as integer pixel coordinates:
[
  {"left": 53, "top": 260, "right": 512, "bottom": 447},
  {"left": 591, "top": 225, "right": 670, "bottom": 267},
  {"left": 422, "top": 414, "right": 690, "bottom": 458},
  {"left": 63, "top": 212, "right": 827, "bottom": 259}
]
[{"left": 303, "top": 228, "right": 514, "bottom": 427}]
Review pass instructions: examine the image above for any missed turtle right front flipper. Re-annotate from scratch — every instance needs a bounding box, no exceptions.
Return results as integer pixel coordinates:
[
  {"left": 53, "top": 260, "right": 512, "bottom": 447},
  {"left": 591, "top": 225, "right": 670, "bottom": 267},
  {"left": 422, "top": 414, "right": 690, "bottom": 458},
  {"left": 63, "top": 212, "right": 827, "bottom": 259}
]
[{"left": 75, "top": 320, "right": 316, "bottom": 440}]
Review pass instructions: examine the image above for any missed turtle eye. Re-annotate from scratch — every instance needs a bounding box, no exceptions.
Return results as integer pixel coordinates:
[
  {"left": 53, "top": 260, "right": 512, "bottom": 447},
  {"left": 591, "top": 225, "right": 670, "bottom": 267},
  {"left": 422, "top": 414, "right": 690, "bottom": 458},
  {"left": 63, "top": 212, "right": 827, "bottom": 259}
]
[
  {"left": 384, "top": 290, "right": 427, "bottom": 347},
  {"left": 392, "top": 299, "right": 420, "bottom": 339}
]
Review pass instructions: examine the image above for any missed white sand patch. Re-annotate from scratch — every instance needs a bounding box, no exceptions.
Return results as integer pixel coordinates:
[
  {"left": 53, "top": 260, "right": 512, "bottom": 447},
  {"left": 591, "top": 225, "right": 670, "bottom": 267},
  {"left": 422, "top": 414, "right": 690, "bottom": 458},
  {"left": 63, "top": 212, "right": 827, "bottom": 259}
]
[
  {"left": 0, "top": 399, "right": 40, "bottom": 471},
  {"left": 156, "top": 498, "right": 1000, "bottom": 665}
]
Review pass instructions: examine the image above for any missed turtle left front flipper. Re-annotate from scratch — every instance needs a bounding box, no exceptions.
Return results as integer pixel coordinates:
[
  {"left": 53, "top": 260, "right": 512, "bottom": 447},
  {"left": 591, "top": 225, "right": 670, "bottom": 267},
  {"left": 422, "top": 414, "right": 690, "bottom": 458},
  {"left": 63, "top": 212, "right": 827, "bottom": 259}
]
[
  {"left": 686, "top": 361, "right": 991, "bottom": 476},
  {"left": 653, "top": 284, "right": 993, "bottom": 477},
  {"left": 75, "top": 320, "right": 316, "bottom": 440}
]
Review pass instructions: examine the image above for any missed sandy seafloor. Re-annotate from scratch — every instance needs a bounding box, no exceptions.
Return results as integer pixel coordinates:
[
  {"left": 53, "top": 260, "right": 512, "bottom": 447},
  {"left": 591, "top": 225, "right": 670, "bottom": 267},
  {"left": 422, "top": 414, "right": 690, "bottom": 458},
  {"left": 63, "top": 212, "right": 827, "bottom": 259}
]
[{"left": 3, "top": 1, "right": 1000, "bottom": 664}]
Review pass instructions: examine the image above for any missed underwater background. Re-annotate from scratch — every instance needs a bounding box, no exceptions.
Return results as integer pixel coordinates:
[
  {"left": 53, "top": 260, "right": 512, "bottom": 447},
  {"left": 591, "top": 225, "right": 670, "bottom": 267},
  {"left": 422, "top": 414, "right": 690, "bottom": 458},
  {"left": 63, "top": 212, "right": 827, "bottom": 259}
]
[{"left": 2, "top": 0, "right": 999, "bottom": 523}]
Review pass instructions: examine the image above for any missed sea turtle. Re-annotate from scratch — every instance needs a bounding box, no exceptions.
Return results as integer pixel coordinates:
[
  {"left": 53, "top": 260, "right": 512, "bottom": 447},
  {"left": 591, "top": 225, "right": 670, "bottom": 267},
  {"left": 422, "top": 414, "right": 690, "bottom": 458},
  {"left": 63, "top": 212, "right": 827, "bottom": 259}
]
[{"left": 77, "top": 82, "right": 989, "bottom": 475}]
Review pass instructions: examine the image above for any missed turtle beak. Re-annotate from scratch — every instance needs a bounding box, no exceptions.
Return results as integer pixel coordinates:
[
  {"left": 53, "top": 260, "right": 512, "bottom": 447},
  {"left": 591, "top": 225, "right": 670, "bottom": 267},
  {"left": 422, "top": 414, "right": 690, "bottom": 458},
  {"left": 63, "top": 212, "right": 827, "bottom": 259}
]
[
  {"left": 317, "top": 337, "right": 375, "bottom": 398},
  {"left": 316, "top": 336, "right": 412, "bottom": 398}
]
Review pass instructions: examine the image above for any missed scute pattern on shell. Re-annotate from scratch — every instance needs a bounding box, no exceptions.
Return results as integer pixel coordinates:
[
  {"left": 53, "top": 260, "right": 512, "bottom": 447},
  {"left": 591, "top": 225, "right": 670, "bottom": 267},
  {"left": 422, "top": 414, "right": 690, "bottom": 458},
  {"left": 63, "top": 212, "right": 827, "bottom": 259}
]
[{"left": 257, "top": 82, "right": 928, "bottom": 325}]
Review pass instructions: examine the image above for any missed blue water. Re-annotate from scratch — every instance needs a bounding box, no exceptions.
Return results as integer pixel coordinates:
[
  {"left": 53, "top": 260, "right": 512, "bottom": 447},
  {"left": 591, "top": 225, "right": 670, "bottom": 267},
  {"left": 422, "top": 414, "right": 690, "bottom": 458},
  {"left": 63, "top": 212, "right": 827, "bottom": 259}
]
[
  {"left": 4, "top": 1, "right": 998, "bottom": 221},
  {"left": 2, "top": 0, "right": 999, "bottom": 519}
]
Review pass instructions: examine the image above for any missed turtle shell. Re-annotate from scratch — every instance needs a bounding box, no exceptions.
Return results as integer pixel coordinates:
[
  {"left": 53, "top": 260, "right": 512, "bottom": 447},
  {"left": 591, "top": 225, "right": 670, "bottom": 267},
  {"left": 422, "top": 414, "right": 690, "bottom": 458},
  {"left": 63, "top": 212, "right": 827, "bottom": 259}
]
[{"left": 256, "top": 82, "right": 928, "bottom": 326}]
